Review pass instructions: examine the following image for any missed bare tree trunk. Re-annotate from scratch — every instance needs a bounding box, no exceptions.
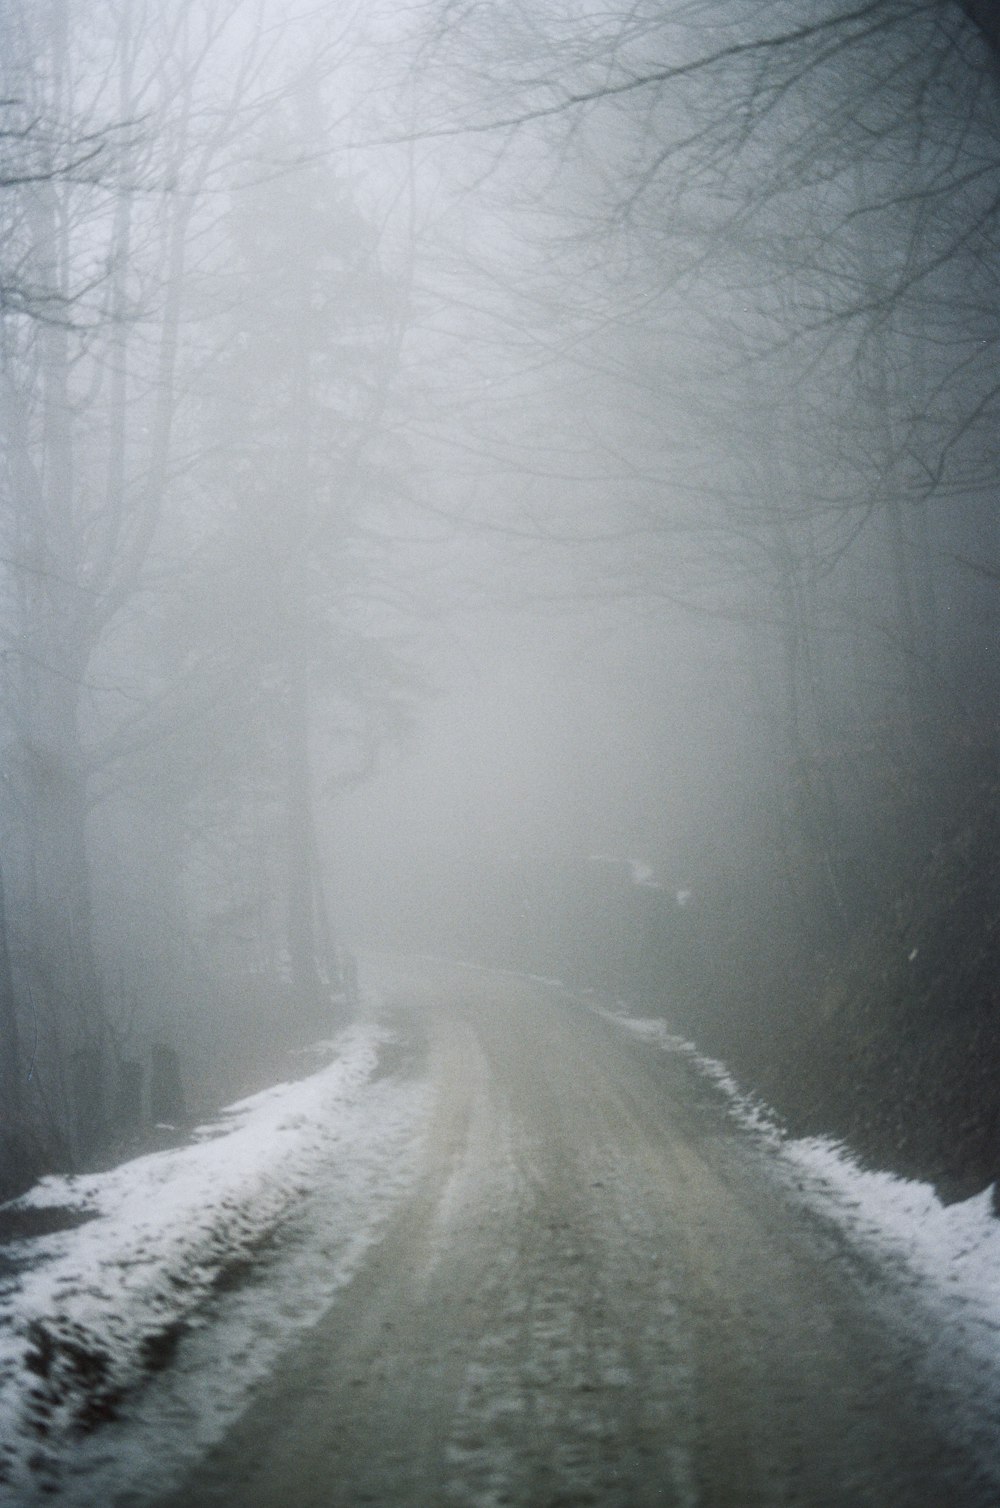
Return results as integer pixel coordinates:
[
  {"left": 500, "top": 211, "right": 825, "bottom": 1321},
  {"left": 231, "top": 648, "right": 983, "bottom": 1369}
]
[
  {"left": 284, "top": 660, "right": 323, "bottom": 1011},
  {"left": 0, "top": 851, "right": 28, "bottom": 1193}
]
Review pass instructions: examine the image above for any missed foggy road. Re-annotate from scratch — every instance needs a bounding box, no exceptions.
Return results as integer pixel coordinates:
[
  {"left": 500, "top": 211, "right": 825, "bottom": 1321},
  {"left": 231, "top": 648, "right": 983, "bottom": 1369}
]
[{"left": 151, "top": 960, "right": 991, "bottom": 1508}]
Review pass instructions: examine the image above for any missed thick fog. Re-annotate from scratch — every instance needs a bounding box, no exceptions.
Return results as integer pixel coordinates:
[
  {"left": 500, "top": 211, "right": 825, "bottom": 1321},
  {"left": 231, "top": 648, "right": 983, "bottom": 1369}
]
[
  {"left": 328, "top": 599, "right": 761, "bottom": 956},
  {"left": 1, "top": 0, "right": 998, "bottom": 1183}
]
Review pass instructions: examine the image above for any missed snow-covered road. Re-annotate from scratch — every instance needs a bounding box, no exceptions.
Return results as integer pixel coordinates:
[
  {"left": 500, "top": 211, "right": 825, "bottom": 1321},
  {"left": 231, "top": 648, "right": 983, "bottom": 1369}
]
[{"left": 4, "top": 956, "right": 1000, "bottom": 1505}]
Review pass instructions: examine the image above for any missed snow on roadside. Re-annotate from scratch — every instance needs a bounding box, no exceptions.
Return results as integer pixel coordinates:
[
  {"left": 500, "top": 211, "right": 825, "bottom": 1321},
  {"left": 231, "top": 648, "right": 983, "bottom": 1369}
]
[
  {"left": 606, "top": 1009, "right": 1000, "bottom": 1372},
  {"left": 0, "top": 1022, "right": 426, "bottom": 1494},
  {"left": 604, "top": 1011, "right": 784, "bottom": 1145}
]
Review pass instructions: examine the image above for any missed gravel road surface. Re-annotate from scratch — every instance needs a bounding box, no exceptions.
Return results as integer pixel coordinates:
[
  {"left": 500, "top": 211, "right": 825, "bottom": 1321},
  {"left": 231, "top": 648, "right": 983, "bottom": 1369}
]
[{"left": 152, "top": 958, "right": 994, "bottom": 1507}]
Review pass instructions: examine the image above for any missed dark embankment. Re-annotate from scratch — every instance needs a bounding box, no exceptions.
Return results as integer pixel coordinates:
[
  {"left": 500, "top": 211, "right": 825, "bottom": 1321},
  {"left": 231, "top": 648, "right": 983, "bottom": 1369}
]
[{"left": 656, "top": 770, "right": 1000, "bottom": 1205}]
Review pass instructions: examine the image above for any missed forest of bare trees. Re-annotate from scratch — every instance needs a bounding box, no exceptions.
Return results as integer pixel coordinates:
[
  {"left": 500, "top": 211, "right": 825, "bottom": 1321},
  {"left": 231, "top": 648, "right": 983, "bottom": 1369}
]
[
  {"left": 0, "top": 0, "right": 998, "bottom": 1199},
  {"left": 398, "top": 0, "right": 1000, "bottom": 1189},
  {"left": 0, "top": 1, "right": 425, "bottom": 1190}
]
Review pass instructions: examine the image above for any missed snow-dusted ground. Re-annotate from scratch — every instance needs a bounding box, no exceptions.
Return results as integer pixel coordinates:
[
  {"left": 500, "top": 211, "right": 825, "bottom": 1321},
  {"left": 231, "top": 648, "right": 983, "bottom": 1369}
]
[
  {"left": 609, "top": 1010, "right": 1000, "bottom": 1302},
  {"left": 0, "top": 1019, "right": 431, "bottom": 1503}
]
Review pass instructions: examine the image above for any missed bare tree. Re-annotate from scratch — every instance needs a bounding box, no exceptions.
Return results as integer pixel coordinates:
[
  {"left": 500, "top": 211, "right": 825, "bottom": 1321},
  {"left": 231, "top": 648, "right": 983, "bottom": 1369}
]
[
  {"left": 0, "top": 0, "right": 381, "bottom": 1180},
  {"left": 394, "top": 0, "right": 1000, "bottom": 956}
]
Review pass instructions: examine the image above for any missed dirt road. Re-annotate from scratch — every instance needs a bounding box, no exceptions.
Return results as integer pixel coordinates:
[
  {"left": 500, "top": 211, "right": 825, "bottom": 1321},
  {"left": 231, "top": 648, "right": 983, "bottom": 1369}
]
[{"left": 153, "top": 959, "right": 994, "bottom": 1507}]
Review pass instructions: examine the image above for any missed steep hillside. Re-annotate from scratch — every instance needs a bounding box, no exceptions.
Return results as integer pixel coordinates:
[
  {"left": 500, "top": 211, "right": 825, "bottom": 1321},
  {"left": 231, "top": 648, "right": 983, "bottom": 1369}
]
[{"left": 659, "top": 780, "right": 1000, "bottom": 1204}]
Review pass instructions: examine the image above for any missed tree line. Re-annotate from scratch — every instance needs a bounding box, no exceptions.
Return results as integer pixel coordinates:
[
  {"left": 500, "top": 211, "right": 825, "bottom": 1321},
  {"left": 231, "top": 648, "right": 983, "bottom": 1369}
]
[
  {"left": 412, "top": 0, "right": 1000, "bottom": 919},
  {"left": 0, "top": 0, "right": 423, "bottom": 1191}
]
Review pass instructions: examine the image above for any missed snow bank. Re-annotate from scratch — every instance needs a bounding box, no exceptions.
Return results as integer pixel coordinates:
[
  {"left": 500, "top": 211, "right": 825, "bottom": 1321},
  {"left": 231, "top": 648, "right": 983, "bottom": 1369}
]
[
  {"left": 605, "top": 1011, "right": 783, "bottom": 1144},
  {"left": 608, "top": 1010, "right": 1000, "bottom": 1351},
  {"left": 0, "top": 1023, "right": 421, "bottom": 1489}
]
